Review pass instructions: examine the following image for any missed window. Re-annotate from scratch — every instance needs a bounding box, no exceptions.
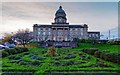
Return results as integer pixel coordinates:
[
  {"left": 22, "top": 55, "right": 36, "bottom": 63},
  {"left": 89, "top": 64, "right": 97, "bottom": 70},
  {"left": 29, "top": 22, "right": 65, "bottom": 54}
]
[
  {"left": 38, "top": 32, "right": 40, "bottom": 35},
  {"left": 46, "top": 28, "right": 48, "bottom": 30},
  {"left": 48, "top": 28, "right": 51, "bottom": 31},
  {"left": 81, "top": 28, "right": 83, "bottom": 31},
  {"left": 75, "top": 28, "right": 78, "bottom": 31},
  {"left": 43, "top": 32, "right": 45, "bottom": 35},
  {"left": 38, "top": 28, "right": 41, "bottom": 31},
  {"left": 48, "top": 32, "right": 51, "bottom": 35},
  {"left": 41, "top": 28, "right": 43, "bottom": 30},
  {"left": 53, "top": 37, "right": 56, "bottom": 40},
  {"left": 43, "top": 28, "right": 46, "bottom": 31},
  {"left": 81, "top": 32, "right": 83, "bottom": 36},
  {"left": 58, "top": 31, "right": 63, "bottom": 36},
  {"left": 75, "top": 32, "right": 78, "bottom": 35},
  {"left": 96, "top": 34, "right": 98, "bottom": 37},
  {"left": 70, "top": 28, "right": 72, "bottom": 31}
]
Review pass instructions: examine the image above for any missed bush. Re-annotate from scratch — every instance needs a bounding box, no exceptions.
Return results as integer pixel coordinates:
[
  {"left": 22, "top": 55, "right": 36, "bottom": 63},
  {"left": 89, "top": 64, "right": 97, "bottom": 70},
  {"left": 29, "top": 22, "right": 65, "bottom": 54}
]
[
  {"left": 41, "top": 50, "right": 47, "bottom": 54},
  {"left": 97, "top": 62, "right": 109, "bottom": 67},
  {"left": 14, "top": 47, "right": 23, "bottom": 53},
  {"left": 31, "top": 60, "right": 41, "bottom": 66},
  {"left": 53, "top": 61, "right": 61, "bottom": 66},
  {"left": 99, "top": 51, "right": 110, "bottom": 59},
  {"left": 64, "top": 54, "right": 76, "bottom": 59},
  {"left": 30, "top": 55, "right": 43, "bottom": 60},
  {"left": 83, "top": 48, "right": 120, "bottom": 64},
  {"left": 82, "top": 48, "right": 99, "bottom": 55},
  {"left": 54, "top": 57, "right": 59, "bottom": 60},
  {"left": 23, "top": 52, "right": 30, "bottom": 55},
  {"left": 107, "top": 40, "right": 120, "bottom": 45},
  {"left": 2, "top": 51, "right": 9, "bottom": 57},
  {"left": 16, "top": 59, "right": 24, "bottom": 64},
  {"left": 79, "top": 39, "right": 94, "bottom": 43},
  {"left": 7, "top": 48, "right": 17, "bottom": 55},
  {"left": 2, "top": 47, "right": 29, "bottom": 57},
  {"left": 94, "top": 51, "right": 102, "bottom": 58},
  {"left": 8, "top": 55, "right": 21, "bottom": 60},
  {"left": 47, "top": 47, "right": 58, "bottom": 56},
  {"left": 19, "top": 61, "right": 27, "bottom": 65},
  {"left": 62, "top": 60, "right": 74, "bottom": 66}
]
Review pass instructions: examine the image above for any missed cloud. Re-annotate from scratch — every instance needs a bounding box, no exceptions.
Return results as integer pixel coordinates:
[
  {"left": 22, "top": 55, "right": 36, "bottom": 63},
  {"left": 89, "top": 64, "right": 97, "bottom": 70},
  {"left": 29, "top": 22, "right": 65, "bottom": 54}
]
[
  {"left": 1, "top": 2, "right": 118, "bottom": 37},
  {"left": 2, "top": 0, "right": 120, "bottom": 2}
]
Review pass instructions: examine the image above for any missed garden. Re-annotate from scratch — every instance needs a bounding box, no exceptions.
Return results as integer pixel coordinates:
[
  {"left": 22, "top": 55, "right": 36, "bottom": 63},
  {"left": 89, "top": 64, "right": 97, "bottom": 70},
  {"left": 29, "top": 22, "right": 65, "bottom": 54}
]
[{"left": 1, "top": 41, "right": 120, "bottom": 75}]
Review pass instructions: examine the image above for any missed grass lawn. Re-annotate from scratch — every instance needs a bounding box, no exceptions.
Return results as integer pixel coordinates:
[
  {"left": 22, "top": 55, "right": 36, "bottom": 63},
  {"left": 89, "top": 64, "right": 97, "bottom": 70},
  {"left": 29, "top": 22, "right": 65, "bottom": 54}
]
[{"left": 1, "top": 43, "right": 120, "bottom": 74}]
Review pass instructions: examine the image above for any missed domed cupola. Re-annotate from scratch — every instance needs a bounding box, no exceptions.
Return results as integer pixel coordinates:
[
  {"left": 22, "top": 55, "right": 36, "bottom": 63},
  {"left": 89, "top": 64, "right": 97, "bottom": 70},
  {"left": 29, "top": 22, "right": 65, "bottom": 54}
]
[
  {"left": 54, "top": 6, "right": 68, "bottom": 24},
  {"left": 55, "top": 6, "right": 66, "bottom": 17}
]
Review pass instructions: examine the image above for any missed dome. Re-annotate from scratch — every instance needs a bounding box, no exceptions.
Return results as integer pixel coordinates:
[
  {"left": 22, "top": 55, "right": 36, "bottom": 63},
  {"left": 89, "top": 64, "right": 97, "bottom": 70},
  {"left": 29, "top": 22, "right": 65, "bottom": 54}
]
[{"left": 55, "top": 6, "right": 66, "bottom": 17}]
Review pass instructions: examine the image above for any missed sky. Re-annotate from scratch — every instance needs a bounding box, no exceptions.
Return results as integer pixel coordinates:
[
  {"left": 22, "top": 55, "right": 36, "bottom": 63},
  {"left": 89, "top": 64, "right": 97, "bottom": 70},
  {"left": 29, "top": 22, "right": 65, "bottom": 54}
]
[{"left": 0, "top": 0, "right": 119, "bottom": 39}]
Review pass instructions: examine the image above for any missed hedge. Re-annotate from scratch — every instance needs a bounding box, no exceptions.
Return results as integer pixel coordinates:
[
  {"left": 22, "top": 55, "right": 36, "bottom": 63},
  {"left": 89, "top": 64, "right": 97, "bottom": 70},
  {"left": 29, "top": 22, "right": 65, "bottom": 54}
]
[
  {"left": 82, "top": 48, "right": 120, "bottom": 64},
  {"left": 2, "top": 47, "right": 29, "bottom": 57},
  {"left": 107, "top": 40, "right": 120, "bottom": 45},
  {"left": 82, "top": 48, "right": 99, "bottom": 55}
]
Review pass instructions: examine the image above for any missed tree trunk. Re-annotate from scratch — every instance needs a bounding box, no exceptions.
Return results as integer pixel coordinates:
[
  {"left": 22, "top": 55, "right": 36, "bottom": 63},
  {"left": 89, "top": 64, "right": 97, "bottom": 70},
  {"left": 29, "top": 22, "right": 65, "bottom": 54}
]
[{"left": 23, "top": 44, "right": 26, "bottom": 48}]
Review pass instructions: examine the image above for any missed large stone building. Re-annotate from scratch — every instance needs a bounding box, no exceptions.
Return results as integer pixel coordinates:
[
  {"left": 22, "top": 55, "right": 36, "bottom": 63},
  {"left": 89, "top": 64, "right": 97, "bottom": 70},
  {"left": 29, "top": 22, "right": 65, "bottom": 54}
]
[{"left": 33, "top": 6, "right": 100, "bottom": 47}]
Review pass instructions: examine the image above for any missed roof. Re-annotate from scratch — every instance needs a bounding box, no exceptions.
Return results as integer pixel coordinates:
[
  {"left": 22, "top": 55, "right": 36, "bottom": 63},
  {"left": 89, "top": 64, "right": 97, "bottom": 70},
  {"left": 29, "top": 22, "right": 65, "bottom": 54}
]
[
  {"left": 88, "top": 32, "right": 100, "bottom": 34},
  {"left": 56, "top": 6, "right": 65, "bottom": 14},
  {"left": 33, "top": 24, "right": 88, "bottom": 28},
  {"left": 55, "top": 6, "right": 66, "bottom": 17}
]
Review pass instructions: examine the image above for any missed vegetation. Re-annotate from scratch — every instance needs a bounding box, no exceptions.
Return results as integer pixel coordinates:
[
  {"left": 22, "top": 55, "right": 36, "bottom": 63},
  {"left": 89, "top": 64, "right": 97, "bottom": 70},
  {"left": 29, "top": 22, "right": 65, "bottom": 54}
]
[
  {"left": 14, "top": 29, "right": 33, "bottom": 47},
  {"left": 47, "top": 46, "right": 58, "bottom": 56},
  {"left": 2, "top": 33, "right": 14, "bottom": 44},
  {"left": 82, "top": 48, "right": 120, "bottom": 64},
  {"left": 107, "top": 40, "right": 120, "bottom": 45},
  {"left": 2, "top": 47, "right": 29, "bottom": 57},
  {"left": 1, "top": 41, "right": 120, "bottom": 74}
]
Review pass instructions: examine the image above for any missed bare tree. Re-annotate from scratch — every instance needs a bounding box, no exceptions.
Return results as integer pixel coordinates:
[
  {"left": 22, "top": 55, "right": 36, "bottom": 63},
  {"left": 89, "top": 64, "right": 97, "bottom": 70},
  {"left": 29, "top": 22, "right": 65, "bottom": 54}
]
[
  {"left": 2, "top": 33, "right": 14, "bottom": 44},
  {"left": 14, "top": 29, "right": 33, "bottom": 47}
]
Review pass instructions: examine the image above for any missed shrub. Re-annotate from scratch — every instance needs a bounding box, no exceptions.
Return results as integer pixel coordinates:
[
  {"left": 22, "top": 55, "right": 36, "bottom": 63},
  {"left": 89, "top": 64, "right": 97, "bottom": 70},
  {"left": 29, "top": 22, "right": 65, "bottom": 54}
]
[
  {"left": 83, "top": 48, "right": 120, "bottom": 64},
  {"left": 8, "top": 48, "right": 17, "bottom": 55},
  {"left": 94, "top": 51, "right": 102, "bottom": 58},
  {"left": 47, "top": 47, "right": 58, "bottom": 56},
  {"left": 97, "top": 62, "right": 109, "bottom": 67},
  {"left": 53, "top": 61, "right": 61, "bottom": 66},
  {"left": 2, "top": 47, "right": 29, "bottom": 57},
  {"left": 8, "top": 55, "right": 21, "bottom": 60},
  {"left": 19, "top": 61, "right": 27, "bottom": 65},
  {"left": 23, "top": 52, "right": 30, "bottom": 55},
  {"left": 54, "top": 57, "right": 59, "bottom": 60},
  {"left": 8, "top": 55, "right": 15, "bottom": 60},
  {"left": 99, "top": 51, "right": 110, "bottom": 59},
  {"left": 82, "top": 48, "right": 99, "bottom": 55},
  {"left": 16, "top": 59, "right": 24, "bottom": 64},
  {"left": 31, "top": 60, "right": 41, "bottom": 66},
  {"left": 109, "top": 53, "right": 120, "bottom": 63},
  {"left": 64, "top": 54, "right": 76, "bottom": 59},
  {"left": 14, "top": 47, "right": 23, "bottom": 53},
  {"left": 30, "top": 55, "right": 43, "bottom": 60},
  {"left": 79, "top": 39, "right": 94, "bottom": 43},
  {"left": 107, "top": 40, "right": 120, "bottom": 45},
  {"left": 2, "top": 51, "right": 9, "bottom": 57},
  {"left": 62, "top": 60, "right": 74, "bottom": 66},
  {"left": 4, "top": 48, "right": 12, "bottom": 55},
  {"left": 41, "top": 50, "right": 47, "bottom": 54}
]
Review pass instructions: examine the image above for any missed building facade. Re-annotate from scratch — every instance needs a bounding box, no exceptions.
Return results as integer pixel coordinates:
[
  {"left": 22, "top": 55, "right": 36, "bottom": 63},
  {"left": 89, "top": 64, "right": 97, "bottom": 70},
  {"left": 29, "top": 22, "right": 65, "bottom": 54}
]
[
  {"left": 88, "top": 32, "right": 100, "bottom": 40},
  {"left": 33, "top": 6, "right": 100, "bottom": 43}
]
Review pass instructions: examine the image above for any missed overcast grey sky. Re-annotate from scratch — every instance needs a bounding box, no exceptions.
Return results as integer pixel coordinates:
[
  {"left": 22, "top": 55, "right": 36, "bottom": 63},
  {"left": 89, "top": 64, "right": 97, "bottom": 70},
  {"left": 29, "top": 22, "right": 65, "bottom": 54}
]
[{"left": 0, "top": 1, "right": 119, "bottom": 38}]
